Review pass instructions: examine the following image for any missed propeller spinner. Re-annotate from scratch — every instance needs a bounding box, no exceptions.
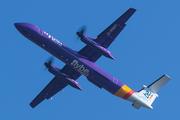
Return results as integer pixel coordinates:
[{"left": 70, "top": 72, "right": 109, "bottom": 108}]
[
  {"left": 76, "top": 25, "right": 87, "bottom": 39},
  {"left": 44, "top": 57, "right": 54, "bottom": 69}
]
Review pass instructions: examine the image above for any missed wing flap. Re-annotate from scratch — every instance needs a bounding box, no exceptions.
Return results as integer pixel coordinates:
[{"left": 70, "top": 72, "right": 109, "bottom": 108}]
[
  {"left": 61, "top": 64, "right": 81, "bottom": 79},
  {"left": 78, "top": 45, "right": 102, "bottom": 62}
]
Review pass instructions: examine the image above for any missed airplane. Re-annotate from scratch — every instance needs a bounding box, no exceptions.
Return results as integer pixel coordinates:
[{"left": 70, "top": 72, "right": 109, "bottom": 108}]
[{"left": 14, "top": 8, "right": 171, "bottom": 109}]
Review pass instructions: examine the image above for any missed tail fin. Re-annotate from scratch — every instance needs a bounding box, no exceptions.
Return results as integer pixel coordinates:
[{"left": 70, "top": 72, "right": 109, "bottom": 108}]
[{"left": 135, "top": 74, "right": 171, "bottom": 108}]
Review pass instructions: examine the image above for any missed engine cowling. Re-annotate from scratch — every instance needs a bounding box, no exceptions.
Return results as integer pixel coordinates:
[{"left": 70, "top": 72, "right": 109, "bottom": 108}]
[
  {"left": 65, "top": 77, "right": 82, "bottom": 90},
  {"left": 47, "top": 64, "right": 82, "bottom": 90},
  {"left": 78, "top": 33, "right": 115, "bottom": 60}
]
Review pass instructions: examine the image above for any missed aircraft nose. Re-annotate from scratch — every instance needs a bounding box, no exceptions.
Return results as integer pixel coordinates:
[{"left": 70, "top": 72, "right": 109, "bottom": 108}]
[{"left": 14, "top": 23, "right": 25, "bottom": 31}]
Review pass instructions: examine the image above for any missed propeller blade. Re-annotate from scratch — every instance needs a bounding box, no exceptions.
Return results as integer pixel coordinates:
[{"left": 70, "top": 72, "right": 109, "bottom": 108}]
[
  {"left": 76, "top": 25, "right": 87, "bottom": 39},
  {"left": 44, "top": 57, "right": 54, "bottom": 69}
]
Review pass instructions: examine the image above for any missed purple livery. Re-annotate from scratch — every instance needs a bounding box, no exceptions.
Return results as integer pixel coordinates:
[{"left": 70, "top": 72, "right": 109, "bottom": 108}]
[{"left": 14, "top": 8, "right": 171, "bottom": 109}]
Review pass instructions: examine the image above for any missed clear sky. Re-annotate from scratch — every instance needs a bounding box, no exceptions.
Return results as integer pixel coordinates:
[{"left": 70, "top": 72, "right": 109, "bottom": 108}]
[{"left": 1, "top": 0, "right": 179, "bottom": 119}]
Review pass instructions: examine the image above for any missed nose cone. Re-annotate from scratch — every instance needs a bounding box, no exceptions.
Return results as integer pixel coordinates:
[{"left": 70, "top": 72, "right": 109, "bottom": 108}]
[
  {"left": 14, "top": 23, "right": 39, "bottom": 33},
  {"left": 14, "top": 23, "right": 25, "bottom": 31}
]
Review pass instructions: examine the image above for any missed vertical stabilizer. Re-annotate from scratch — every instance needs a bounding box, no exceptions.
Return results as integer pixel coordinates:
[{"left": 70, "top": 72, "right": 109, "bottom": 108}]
[
  {"left": 136, "top": 74, "right": 171, "bottom": 108},
  {"left": 137, "top": 86, "right": 158, "bottom": 106}
]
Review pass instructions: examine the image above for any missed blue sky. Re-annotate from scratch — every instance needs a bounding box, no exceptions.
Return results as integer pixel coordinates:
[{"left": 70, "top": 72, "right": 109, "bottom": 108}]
[{"left": 1, "top": 0, "right": 179, "bottom": 119}]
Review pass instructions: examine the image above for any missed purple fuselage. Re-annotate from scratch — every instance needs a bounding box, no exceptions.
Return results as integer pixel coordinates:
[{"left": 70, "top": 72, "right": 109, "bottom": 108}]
[{"left": 14, "top": 23, "right": 135, "bottom": 100}]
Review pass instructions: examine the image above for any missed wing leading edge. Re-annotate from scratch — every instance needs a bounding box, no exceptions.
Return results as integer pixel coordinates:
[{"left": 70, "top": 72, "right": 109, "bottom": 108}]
[
  {"left": 78, "top": 8, "right": 136, "bottom": 62},
  {"left": 30, "top": 77, "right": 68, "bottom": 108},
  {"left": 95, "top": 8, "right": 136, "bottom": 48},
  {"left": 30, "top": 65, "right": 81, "bottom": 108}
]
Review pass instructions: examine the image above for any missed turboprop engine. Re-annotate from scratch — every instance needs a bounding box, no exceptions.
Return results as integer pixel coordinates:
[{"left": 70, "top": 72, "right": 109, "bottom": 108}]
[
  {"left": 77, "top": 32, "right": 115, "bottom": 60},
  {"left": 44, "top": 61, "right": 82, "bottom": 90}
]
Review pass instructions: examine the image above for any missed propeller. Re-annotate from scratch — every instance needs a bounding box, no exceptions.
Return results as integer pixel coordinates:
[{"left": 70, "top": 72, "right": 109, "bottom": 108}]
[
  {"left": 44, "top": 57, "right": 54, "bottom": 69},
  {"left": 76, "top": 25, "right": 87, "bottom": 39}
]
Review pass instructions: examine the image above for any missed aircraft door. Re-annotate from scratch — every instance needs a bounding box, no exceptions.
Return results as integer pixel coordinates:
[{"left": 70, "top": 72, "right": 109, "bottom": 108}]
[
  {"left": 113, "top": 77, "right": 118, "bottom": 84},
  {"left": 38, "top": 28, "right": 43, "bottom": 36}
]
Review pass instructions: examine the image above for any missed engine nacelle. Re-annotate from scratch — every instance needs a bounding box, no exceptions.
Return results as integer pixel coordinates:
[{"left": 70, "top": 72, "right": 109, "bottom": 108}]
[
  {"left": 57, "top": 73, "right": 82, "bottom": 90},
  {"left": 48, "top": 64, "right": 61, "bottom": 75},
  {"left": 79, "top": 34, "right": 115, "bottom": 60},
  {"left": 65, "top": 77, "right": 82, "bottom": 90},
  {"left": 47, "top": 64, "right": 82, "bottom": 90}
]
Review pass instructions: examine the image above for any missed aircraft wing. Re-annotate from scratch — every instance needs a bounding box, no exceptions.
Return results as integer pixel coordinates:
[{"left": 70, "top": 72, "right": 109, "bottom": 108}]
[
  {"left": 30, "top": 65, "right": 81, "bottom": 108},
  {"left": 78, "top": 8, "right": 136, "bottom": 62},
  {"left": 61, "top": 64, "right": 81, "bottom": 79},
  {"left": 30, "top": 77, "right": 68, "bottom": 108},
  {"left": 95, "top": 8, "right": 136, "bottom": 48}
]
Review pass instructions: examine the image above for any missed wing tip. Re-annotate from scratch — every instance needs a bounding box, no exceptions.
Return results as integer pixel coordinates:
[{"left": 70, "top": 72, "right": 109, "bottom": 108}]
[
  {"left": 29, "top": 103, "right": 36, "bottom": 108},
  {"left": 164, "top": 74, "right": 171, "bottom": 80},
  {"left": 129, "top": 7, "right": 136, "bottom": 11}
]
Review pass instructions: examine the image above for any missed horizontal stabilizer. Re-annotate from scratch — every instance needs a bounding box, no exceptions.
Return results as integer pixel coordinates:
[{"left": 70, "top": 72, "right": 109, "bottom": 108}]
[
  {"left": 136, "top": 74, "right": 171, "bottom": 108},
  {"left": 148, "top": 74, "right": 171, "bottom": 93}
]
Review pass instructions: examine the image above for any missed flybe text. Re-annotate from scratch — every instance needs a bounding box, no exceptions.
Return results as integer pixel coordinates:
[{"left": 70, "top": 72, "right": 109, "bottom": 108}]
[{"left": 71, "top": 60, "right": 89, "bottom": 77}]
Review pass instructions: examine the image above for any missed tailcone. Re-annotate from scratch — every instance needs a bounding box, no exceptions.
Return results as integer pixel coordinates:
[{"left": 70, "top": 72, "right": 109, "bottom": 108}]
[{"left": 127, "top": 93, "right": 153, "bottom": 109}]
